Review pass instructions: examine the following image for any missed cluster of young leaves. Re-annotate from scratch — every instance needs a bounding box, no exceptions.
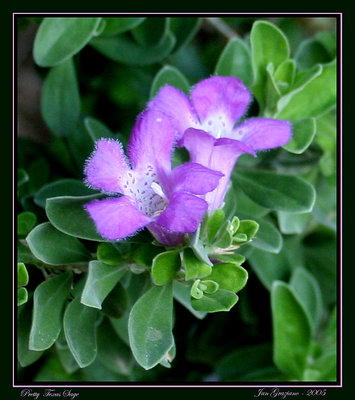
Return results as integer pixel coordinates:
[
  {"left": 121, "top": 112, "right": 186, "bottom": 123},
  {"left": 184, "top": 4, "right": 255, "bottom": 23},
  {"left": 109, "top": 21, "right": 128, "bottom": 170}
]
[{"left": 17, "top": 17, "right": 337, "bottom": 382}]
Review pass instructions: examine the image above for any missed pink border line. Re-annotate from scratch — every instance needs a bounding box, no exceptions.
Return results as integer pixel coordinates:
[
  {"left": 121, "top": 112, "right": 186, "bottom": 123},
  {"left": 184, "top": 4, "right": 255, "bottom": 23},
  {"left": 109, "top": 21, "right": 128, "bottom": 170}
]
[{"left": 13, "top": 11, "right": 342, "bottom": 389}]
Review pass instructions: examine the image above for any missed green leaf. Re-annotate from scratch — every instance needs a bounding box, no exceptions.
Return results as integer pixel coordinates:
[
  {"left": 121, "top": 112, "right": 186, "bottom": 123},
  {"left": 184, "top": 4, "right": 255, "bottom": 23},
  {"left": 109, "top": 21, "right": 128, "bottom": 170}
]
[
  {"left": 101, "top": 282, "right": 128, "bottom": 319},
  {"left": 97, "top": 243, "right": 122, "bottom": 266},
  {"left": 41, "top": 58, "right": 80, "bottom": 137},
  {"left": 18, "top": 168, "right": 29, "bottom": 187},
  {"left": 215, "top": 37, "right": 254, "bottom": 87},
  {"left": 18, "top": 301, "right": 44, "bottom": 367},
  {"left": 237, "top": 219, "right": 259, "bottom": 242},
  {"left": 235, "top": 187, "right": 269, "bottom": 218},
  {"left": 276, "top": 61, "right": 336, "bottom": 120},
  {"left": 55, "top": 333, "right": 80, "bottom": 374},
  {"left": 100, "top": 17, "right": 145, "bottom": 36},
  {"left": 27, "top": 222, "right": 91, "bottom": 265},
  {"left": 212, "top": 253, "right": 246, "bottom": 265},
  {"left": 316, "top": 110, "right": 336, "bottom": 177},
  {"left": 316, "top": 31, "right": 336, "bottom": 58},
  {"left": 48, "top": 137, "right": 78, "bottom": 174},
  {"left": 250, "top": 21, "right": 289, "bottom": 105},
  {"left": 17, "top": 241, "right": 35, "bottom": 264},
  {"left": 206, "top": 209, "right": 225, "bottom": 243},
  {"left": 84, "top": 117, "right": 115, "bottom": 141},
  {"left": 248, "top": 248, "right": 290, "bottom": 290},
  {"left": 63, "top": 294, "right": 99, "bottom": 368},
  {"left": 276, "top": 64, "right": 322, "bottom": 114},
  {"left": 190, "top": 279, "right": 204, "bottom": 299},
  {"left": 278, "top": 211, "right": 311, "bottom": 234},
  {"left": 150, "top": 65, "right": 190, "bottom": 98},
  {"left": 310, "top": 351, "right": 337, "bottom": 381},
  {"left": 17, "top": 212, "right": 37, "bottom": 236},
  {"left": 133, "top": 243, "right": 162, "bottom": 268},
  {"left": 128, "top": 283, "right": 174, "bottom": 370},
  {"left": 34, "top": 17, "right": 102, "bottom": 67},
  {"left": 132, "top": 17, "right": 169, "bottom": 47},
  {"left": 283, "top": 118, "right": 316, "bottom": 154},
  {"left": 303, "top": 228, "right": 336, "bottom": 306},
  {"left": 234, "top": 169, "right": 315, "bottom": 212},
  {"left": 34, "top": 179, "right": 96, "bottom": 208},
  {"left": 81, "top": 260, "right": 126, "bottom": 309},
  {"left": 290, "top": 268, "right": 323, "bottom": 335},
  {"left": 271, "top": 281, "right": 311, "bottom": 379},
  {"left": 18, "top": 262, "right": 29, "bottom": 287},
  {"left": 200, "top": 280, "right": 219, "bottom": 294},
  {"left": 97, "top": 317, "right": 133, "bottom": 376},
  {"left": 66, "top": 118, "right": 95, "bottom": 169},
  {"left": 215, "top": 343, "right": 273, "bottom": 381},
  {"left": 109, "top": 274, "right": 152, "bottom": 347},
  {"left": 249, "top": 218, "right": 282, "bottom": 254},
  {"left": 189, "top": 225, "right": 213, "bottom": 266},
  {"left": 151, "top": 250, "right": 181, "bottom": 285},
  {"left": 29, "top": 272, "right": 73, "bottom": 351},
  {"left": 191, "top": 289, "right": 238, "bottom": 313},
  {"left": 18, "top": 287, "right": 28, "bottom": 306},
  {"left": 90, "top": 32, "right": 176, "bottom": 66},
  {"left": 212, "top": 227, "right": 233, "bottom": 249},
  {"left": 234, "top": 233, "right": 248, "bottom": 243},
  {"left": 264, "top": 63, "right": 282, "bottom": 115},
  {"left": 207, "top": 263, "right": 248, "bottom": 293},
  {"left": 169, "top": 17, "right": 201, "bottom": 52},
  {"left": 227, "top": 216, "right": 240, "bottom": 236},
  {"left": 313, "top": 175, "right": 336, "bottom": 230},
  {"left": 183, "top": 248, "right": 212, "bottom": 281},
  {"left": 274, "top": 59, "right": 296, "bottom": 94},
  {"left": 173, "top": 281, "right": 207, "bottom": 319},
  {"left": 295, "top": 38, "right": 332, "bottom": 70},
  {"left": 46, "top": 194, "right": 106, "bottom": 241}
]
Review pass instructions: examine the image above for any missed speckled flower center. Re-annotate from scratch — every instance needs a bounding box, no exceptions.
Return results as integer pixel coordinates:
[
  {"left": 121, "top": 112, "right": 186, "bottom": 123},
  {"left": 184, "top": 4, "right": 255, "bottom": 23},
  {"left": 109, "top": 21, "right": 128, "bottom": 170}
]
[
  {"left": 122, "top": 165, "right": 167, "bottom": 217},
  {"left": 201, "top": 113, "right": 228, "bottom": 139}
]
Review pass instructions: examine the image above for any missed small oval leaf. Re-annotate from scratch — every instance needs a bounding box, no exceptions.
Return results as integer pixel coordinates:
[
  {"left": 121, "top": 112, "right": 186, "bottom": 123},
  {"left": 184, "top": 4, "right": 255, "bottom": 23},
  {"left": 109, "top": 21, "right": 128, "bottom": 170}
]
[
  {"left": 46, "top": 194, "right": 106, "bottom": 241},
  {"left": 150, "top": 65, "right": 190, "bottom": 98},
  {"left": 151, "top": 251, "right": 181, "bottom": 286},
  {"left": 271, "top": 281, "right": 312, "bottom": 379},
  {"left": 234, "top": 169, "right": 316, "bottom": 213},
  {"left": 63, "top": 294, "right": 98, "bottom": 368},
  {"left": 215, "top": 37, "right": 254, "bottom": 87},
  {"left": 128, "top": 283, "right": 174, "bottom": 370},
  {"left": 191, "top": 289, "right": 239, "bottom": 313},
  {"left": 34, "top": 179, "right": 97, "bottom": 209},
  {"left": 27, "top": 222, "right": 91, "bottom": 265},
  {"left": 29, "top": 272, "right": 73, "bottom": 351},
  {"left": 81, "top": 260, "right": 126, "bottom": 309},
  {"left": 41, "top": 58, "right": 80, "bottom": 137},
  {"left": 90, "top": 32, "right": 176, "bottom": 66},
  {"left": 34, "top": 17, "right": 102, "bottom": 67}
]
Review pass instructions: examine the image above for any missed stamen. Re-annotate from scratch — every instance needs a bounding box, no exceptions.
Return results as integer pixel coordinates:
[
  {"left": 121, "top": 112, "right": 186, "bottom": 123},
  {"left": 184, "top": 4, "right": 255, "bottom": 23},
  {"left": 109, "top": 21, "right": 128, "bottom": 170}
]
[{"left": 150, "top": 182, "right": 167, "bottom": 201}]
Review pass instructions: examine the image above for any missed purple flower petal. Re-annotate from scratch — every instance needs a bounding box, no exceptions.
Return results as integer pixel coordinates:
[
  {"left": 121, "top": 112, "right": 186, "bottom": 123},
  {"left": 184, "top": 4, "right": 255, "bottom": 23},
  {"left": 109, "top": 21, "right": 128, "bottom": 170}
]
[
  {"left": 190, "top": 76, "right": 251, "bottom": 136},
  {"left": 156, "top": 192, "right": 208, "bottom": 233},
  {"left": 232, "top": 118, "right": 292, "bottom": 151},
  {"left": 204, "top": 138, "right": 256, "bottom": 211},
  {"left": 84, "top": 196, "right": 152, "bottom": 240},
  {"left": 84, "top": 139, "right": 130, "bottom": 194},
  {"left": 171, "top": 162, "right": 224, "bottom": 195},
  {"left": 181, "top": 128, "right": 216, "bottom": 166},
  {"left": 127, "top": 110, "right": 176, "bottom": 173},
  {"left": 148, "top": 85, "right": 199, "bottom": 140}
]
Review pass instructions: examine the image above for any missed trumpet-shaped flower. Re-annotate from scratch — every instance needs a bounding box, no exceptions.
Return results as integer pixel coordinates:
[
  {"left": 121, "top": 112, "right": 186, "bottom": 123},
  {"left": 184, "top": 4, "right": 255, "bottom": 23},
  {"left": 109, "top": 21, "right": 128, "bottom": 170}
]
[
  {"left": 84, "top": 110, "right": 223, "bottom": 246},
  {"left": 149, "top": 76, "right": 292, "bottom": 211}
]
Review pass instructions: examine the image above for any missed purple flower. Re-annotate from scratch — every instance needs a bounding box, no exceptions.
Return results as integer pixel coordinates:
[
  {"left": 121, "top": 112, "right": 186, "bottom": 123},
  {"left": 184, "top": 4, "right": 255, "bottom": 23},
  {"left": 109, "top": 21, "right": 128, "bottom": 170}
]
[
  {"left": 148, "top": 76, "right": 292, "bottom": 211},
  {"left": 83, "top": 110, "right": 223, "bottom": 246}
]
